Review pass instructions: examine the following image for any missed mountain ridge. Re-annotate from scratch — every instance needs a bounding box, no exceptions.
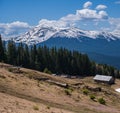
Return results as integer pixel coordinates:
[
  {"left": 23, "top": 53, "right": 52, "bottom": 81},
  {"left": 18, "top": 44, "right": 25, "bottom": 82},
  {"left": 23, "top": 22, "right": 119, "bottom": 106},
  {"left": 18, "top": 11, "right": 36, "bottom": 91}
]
[
  {"left": 2, "top": 24, "right": 120, "bottom": 69},
  {"left": 9, "top": 24, "right": 120, "bottom": 45}
]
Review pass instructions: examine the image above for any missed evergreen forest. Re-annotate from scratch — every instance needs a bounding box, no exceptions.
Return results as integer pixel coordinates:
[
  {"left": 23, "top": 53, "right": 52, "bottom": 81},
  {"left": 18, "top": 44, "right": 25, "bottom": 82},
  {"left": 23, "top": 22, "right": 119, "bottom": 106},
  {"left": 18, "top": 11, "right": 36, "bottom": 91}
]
[{"left": 0, "top": 35, "right": 120, "bottom": 78}]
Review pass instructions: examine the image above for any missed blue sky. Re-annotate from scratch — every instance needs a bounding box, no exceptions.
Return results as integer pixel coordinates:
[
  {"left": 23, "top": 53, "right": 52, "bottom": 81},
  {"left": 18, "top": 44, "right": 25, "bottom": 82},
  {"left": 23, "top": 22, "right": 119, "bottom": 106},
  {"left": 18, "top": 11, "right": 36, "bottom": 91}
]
[{"left": 0, "top": 0, "right": 120, "bottom": 37}]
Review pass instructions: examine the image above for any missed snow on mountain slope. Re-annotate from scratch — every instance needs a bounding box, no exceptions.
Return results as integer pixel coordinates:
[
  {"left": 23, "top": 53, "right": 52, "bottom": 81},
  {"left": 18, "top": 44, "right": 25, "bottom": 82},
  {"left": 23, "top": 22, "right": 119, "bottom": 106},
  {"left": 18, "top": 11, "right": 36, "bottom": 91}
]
[
  {"left": 12, "top": 23, "right": 120, "bottom": 45},
  {"left": 13, "top": 25, "right": 58, "bottom": 45}
]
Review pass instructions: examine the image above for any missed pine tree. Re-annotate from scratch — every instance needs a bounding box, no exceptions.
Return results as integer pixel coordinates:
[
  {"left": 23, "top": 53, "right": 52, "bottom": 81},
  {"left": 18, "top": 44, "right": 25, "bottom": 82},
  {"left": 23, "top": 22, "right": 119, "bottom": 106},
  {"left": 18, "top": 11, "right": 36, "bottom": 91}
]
[
  {"left": 16, "top": 43, "right": 24, "bottom": 66},
  {"left": 23, "top": 44, "right": 30, "bottom": 68},
  {"left": 0, "top": 35, "right": 5, "bottom": 62},
  {"left": 7, "top": 41, "right": 17, "bottom": 65},
  {"left": 29, "top": 45, "right": 37, "bottom": 69}
]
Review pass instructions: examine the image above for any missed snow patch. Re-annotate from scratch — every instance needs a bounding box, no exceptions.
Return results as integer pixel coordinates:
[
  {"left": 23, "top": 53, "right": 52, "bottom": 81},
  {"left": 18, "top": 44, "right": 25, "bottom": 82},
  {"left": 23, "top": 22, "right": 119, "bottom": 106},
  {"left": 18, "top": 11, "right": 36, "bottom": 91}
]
[{"left": 115, "top": 88, "right": 120, "bottom": 93}]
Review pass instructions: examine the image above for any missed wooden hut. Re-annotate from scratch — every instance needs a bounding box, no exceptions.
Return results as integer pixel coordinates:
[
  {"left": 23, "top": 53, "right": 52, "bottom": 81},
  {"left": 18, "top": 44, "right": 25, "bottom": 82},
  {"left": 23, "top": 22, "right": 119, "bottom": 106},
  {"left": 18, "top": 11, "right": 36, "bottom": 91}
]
[{"left": 93, "top": 74, "right": 115, "bottom": 85}]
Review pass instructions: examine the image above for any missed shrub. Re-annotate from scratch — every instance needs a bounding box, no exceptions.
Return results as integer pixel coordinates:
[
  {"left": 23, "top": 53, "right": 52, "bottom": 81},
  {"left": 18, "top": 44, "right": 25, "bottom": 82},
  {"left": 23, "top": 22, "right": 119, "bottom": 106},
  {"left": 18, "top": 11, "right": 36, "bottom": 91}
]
[
  {"left": 43, "top": 68, "right": 52, "bottom": 74},
  {"left": 65, "top": 89, "right": 72, "bottom": 96},
  {"left": 33, "top": 105, "right": 39, "bottom": 110},
  {"left": 0, "top": 74, "right": 6, "bottom": 79},
  {"left": 8, "top": 67, "right": 21, "bottom": 73},
  {"left": 47, "top": 106, "right": 50, "bottom": 109},
  {"left": 83, "top": 89, "right": 89, "bottom": 95},
  {"left": 90, "top": 95, "right": 95, "bottom": 100},
  {"left": 28, "top": 74, "right": 33, "bottom": 79},
  {"left": 98, "top": 97, "right": 106, "bottom": 105},
  {"left": 8, "top": 68, "right": 14, "bottom": 72}
]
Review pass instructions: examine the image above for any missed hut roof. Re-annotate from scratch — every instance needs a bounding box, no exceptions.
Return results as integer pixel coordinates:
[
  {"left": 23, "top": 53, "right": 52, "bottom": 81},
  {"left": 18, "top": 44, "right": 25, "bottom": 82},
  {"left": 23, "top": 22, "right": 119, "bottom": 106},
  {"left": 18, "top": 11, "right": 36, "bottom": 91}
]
[{"left": 93, "top": 74, "right": 112, "bottom": 82}]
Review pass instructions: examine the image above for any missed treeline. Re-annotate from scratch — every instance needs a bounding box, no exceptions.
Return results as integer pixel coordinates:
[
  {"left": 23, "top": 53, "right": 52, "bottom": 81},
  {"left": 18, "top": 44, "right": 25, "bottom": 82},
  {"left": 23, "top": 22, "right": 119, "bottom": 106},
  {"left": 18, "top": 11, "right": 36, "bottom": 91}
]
[{"left": 0, "top": 35, "right": 120, "bottom": 78}]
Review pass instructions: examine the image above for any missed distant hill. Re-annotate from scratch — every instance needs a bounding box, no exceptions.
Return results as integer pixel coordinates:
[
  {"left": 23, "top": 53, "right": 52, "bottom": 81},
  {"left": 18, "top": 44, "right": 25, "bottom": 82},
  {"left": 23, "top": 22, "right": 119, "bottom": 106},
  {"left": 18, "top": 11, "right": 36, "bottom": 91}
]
[{"left": 88, "top": 52, "right": 120, "bottom": 69}]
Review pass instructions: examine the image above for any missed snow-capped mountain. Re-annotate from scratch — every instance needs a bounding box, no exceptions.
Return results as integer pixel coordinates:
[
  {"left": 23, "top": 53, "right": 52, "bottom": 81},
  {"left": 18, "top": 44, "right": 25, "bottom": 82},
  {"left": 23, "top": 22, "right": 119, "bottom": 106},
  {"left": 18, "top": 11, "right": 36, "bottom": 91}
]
[
  {"left": 12, "top": 23, "right": 120, "bottom": 45},
  {"left": 5, "top": 23, "right": 120, "bottom": 69},
  {"left": 13, "top": 25, "right": 57, "bottom": 45}
]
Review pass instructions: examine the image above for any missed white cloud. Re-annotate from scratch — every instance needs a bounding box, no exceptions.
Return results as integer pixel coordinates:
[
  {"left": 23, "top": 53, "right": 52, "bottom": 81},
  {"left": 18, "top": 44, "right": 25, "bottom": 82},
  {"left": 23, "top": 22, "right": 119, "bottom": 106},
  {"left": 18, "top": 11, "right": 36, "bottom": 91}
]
[
  {"left": 38, "top": 7, "right": 108, "bottom": 32},
  {"left": 60, "top": 1, "right": 108, "bottom": 28},
  {"left": 15, "top": 2, "right": 109, "bottom": 35},
  {"left": 83, "top": 1, "right": 92, "bottom": 9},
  {"left": 96, "top": 5, "right": 107, "bottom": 10},
  {"left": 0, "top": 21, "right": 31, "bottom": 37},
  {"left": 109, "top": 18, "right": 120, "bottom": 26},
  {"left": 60, "top": 8, "right": 108, "bottom": 23},
  {"left": 109, "top": 18, "right": 120, "bottom": 30},
  {"left": 57, "top": 2, "right": 109, "bottom": 30},
  {"left": 115, "top": 1, "right": 120, "bottom": 4},
  {"left": 98, "top": 11, "right": 108, "bottom": 19},
  {"left": 38, "top": 19, "right": 67, "bottom": 28}
]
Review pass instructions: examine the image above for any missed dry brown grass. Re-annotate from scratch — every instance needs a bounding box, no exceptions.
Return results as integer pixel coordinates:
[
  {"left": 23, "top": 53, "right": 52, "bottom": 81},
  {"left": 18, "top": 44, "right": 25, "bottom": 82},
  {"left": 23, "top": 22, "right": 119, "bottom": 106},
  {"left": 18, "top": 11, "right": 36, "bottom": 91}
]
[{"left": 0, "top": 63, "right": 120, "bottom": 113}]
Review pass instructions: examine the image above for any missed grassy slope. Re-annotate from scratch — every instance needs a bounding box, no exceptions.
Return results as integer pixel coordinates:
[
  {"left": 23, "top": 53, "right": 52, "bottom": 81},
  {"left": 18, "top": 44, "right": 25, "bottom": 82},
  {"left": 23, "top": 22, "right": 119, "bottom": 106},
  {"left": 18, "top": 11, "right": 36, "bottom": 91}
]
[{"left": 0, "top": 63, "right": 120, "bottom": 113}]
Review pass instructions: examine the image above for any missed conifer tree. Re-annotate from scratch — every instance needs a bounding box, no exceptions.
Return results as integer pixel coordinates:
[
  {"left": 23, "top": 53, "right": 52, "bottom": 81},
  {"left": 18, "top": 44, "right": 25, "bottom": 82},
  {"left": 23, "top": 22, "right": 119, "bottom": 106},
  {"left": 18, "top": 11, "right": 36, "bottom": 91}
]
[
  {"left": 7, "top": 41, "right": 17, "bottom": 65},
  {"left": 0, "top": 35, "right": 5, "bottom": 62},
  {"left": 0, "top": 38, "right": 119, "bottom": 78}
]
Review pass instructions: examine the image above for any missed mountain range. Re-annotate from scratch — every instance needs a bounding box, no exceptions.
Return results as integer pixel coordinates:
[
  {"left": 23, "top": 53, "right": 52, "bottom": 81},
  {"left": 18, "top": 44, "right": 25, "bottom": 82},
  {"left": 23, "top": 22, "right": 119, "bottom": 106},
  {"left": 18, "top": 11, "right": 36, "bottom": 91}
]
[{"left": 4, "top": 23, "right": 120, "bottom": 69}]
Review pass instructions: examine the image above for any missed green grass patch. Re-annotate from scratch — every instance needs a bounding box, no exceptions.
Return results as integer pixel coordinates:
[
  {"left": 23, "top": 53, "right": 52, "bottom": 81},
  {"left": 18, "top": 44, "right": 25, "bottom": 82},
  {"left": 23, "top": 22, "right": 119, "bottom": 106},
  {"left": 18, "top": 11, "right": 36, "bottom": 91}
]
[
  {"left": 65, "top": 89, "right": 72, "bottom": 95},
  {"left": 89, "top": 94, "right": 96, "bottom": 100},
  {"left": 82, "top": 89, "right": 89, "bottom": 95},
  {"left": 98, "top": 97, "right": 106, "bottom": 105},
  {"left": 33, "top": 105, "right": 39, "bottom": 110}
]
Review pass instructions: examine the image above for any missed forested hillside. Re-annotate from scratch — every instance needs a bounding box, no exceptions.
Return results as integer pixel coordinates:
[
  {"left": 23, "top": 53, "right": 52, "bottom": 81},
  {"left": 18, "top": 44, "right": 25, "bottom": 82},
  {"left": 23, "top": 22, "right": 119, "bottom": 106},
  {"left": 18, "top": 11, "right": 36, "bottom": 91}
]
[{"left": 0, "top": 35, "right": 120, "bottom": 78}]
